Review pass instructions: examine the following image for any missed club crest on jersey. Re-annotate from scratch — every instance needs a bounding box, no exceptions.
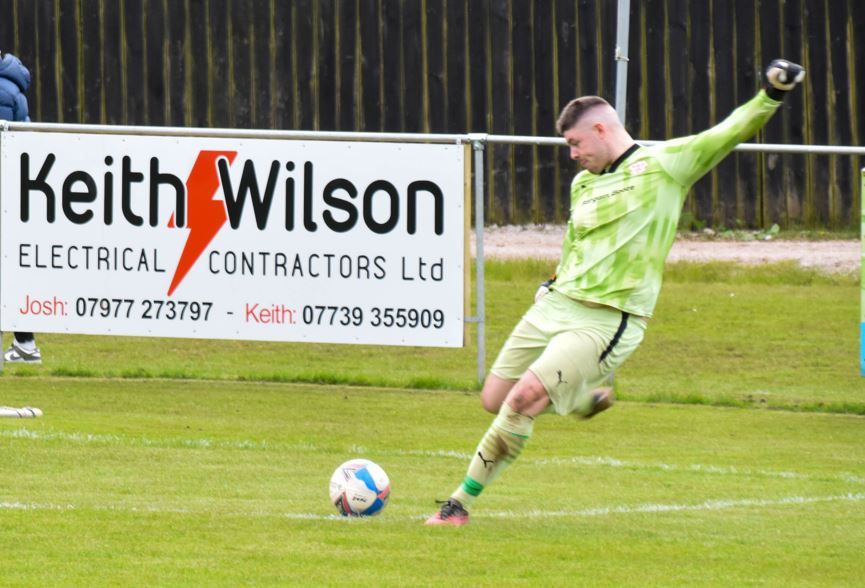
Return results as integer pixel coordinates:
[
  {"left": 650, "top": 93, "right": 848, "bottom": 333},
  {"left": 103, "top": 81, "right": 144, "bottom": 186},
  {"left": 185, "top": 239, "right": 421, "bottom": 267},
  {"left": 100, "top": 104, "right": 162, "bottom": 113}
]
[{"left": 628, "top": 161, "right": 648, "bottom": 175}]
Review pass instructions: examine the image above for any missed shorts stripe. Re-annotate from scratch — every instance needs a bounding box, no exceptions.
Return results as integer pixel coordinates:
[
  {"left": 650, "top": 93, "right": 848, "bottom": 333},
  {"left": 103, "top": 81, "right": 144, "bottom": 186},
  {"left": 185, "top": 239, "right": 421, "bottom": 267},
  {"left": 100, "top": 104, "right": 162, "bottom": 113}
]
[{"left": 598, "top": 312, "right": 629, "bottom": 363}]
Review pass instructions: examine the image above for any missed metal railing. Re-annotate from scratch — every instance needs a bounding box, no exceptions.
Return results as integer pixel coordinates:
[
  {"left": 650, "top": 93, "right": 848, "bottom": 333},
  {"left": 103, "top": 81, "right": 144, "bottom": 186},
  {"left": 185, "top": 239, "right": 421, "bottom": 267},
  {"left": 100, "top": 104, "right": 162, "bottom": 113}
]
[{"left": 1, "top": 120, "right": 863, "bottom": 379}]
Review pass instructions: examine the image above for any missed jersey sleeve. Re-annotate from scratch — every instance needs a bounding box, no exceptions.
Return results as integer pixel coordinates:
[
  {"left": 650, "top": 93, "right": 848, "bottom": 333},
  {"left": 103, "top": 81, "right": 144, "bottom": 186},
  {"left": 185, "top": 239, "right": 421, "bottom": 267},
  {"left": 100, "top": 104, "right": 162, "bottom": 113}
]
[{"left": 655, "top": 90, "right": 782, "bottom": 188}]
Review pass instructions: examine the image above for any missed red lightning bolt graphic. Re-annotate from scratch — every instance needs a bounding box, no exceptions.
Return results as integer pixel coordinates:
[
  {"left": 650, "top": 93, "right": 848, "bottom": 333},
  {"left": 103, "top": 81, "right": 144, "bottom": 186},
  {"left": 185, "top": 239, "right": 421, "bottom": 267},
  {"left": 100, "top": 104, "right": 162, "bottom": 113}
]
[{"left": 167, "top": 150, "right": 237, "bottom": 296}]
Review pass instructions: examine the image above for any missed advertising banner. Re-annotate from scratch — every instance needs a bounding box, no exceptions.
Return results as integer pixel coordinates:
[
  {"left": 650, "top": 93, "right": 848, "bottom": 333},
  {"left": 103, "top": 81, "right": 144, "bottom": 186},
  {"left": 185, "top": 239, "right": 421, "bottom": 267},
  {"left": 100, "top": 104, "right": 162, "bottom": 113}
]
[{"left": 0, "top": 131, "right": 467, "bottom": 347}]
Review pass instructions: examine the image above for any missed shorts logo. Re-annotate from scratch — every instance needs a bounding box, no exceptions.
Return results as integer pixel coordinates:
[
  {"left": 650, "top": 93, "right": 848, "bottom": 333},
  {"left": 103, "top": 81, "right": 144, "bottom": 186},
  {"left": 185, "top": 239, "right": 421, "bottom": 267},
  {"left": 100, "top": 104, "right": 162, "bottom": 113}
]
[
  {"left": 628, "top": 161, "right": 648, "bottom": 175},
  {"left": 556, "top": 370, "right": 568, "bottom": 386}
]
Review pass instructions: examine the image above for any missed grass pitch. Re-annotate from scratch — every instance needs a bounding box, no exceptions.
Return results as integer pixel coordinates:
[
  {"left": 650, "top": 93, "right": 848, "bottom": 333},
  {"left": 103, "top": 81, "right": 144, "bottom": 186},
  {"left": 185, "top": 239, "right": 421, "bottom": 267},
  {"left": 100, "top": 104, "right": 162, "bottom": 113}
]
[
  {"left": 2, "top": 259, "right": 864, "bottom": 585},
  {"left": 2, "top": 380, "right": 864, "bottom": 586}
]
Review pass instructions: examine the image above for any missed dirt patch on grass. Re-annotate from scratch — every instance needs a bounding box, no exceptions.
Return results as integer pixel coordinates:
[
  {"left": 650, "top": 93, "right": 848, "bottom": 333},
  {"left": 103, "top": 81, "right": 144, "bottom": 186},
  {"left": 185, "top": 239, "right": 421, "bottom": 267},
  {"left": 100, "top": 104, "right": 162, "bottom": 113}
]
[{"left": 471, "top": 225, "right": 859, "bottom": 274}]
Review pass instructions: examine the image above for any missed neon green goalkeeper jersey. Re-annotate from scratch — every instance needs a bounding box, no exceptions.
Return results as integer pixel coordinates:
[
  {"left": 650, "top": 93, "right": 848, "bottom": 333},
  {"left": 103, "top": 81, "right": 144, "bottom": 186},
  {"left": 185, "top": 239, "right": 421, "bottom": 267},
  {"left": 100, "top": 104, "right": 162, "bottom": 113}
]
[{"left": 553, "top": 90, "right": 782, "bottom": 317}]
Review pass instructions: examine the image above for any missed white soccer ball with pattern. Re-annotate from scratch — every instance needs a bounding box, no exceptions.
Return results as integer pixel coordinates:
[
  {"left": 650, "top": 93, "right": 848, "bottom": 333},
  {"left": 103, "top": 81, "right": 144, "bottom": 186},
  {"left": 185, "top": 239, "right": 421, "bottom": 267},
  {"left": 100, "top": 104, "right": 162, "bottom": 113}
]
[{"left": 329, "top": 459, "right": 391, "bottom": 517}]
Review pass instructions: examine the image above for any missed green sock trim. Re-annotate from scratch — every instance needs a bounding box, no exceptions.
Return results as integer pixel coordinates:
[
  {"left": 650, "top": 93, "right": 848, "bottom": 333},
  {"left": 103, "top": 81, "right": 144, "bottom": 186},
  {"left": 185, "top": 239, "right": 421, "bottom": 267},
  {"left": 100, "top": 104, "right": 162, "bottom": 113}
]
[{"left": 461, "top": 475, "right": 484, "bottom": 497}]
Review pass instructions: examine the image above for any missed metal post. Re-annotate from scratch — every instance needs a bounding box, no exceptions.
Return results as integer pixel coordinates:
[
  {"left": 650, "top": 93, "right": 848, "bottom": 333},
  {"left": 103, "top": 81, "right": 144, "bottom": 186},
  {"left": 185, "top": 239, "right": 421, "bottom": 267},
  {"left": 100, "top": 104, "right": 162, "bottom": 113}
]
[
  {"left": 469, "top": 134, "right": 488, "bottom": 384},
  {"left": 614, "top": 0, "right": 631, "bottom": 123},
  {"left": 860, "top": 167, "right": 864, "bottom": 375}
]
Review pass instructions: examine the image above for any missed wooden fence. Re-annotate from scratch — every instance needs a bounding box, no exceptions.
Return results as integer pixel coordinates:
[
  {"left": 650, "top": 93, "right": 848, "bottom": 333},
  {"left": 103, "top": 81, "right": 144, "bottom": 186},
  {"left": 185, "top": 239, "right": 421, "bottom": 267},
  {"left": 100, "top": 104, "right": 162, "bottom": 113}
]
[{"left": 0, "top": 0, "right": 862, "bottom": 228}]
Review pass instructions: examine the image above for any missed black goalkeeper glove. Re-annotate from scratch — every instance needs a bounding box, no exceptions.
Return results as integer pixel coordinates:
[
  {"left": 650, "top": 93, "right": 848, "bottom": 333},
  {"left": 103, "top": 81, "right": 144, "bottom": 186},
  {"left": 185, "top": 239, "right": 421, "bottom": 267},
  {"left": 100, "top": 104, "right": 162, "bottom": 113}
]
[{"left": 765, "top": 59, "right": 805, "bottom": 100}]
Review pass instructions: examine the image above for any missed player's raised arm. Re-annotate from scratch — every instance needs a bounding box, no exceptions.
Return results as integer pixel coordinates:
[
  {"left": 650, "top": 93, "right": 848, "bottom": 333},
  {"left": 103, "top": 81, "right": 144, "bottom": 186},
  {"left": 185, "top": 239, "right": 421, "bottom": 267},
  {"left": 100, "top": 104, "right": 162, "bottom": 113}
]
[{"left": 659, "top": 58, "right": 806, "bottom": 189}]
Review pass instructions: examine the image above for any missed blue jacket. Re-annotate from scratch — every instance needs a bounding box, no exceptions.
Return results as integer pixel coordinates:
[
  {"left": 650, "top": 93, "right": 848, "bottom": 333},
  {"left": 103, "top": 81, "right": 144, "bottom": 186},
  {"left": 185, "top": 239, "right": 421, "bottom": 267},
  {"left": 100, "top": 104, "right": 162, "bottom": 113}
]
[{"left": 0, "top": 52, "right": 31, "bottom": 122}]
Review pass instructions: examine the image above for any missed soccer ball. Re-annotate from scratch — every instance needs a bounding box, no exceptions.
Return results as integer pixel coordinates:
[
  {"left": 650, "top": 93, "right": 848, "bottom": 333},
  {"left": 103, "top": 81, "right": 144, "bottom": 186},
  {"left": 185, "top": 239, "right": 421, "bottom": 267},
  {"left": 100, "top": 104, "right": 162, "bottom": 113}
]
[{"left": 329, "top": 459, "right": 391, "bottom": 517}]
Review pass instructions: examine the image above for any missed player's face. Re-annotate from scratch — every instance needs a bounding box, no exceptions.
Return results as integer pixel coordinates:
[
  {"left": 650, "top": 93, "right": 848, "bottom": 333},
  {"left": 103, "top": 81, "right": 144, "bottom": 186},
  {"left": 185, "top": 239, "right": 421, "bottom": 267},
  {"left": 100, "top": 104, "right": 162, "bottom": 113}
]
[{"left": 562, "top": 122, "right": 610, "bottom": 174}]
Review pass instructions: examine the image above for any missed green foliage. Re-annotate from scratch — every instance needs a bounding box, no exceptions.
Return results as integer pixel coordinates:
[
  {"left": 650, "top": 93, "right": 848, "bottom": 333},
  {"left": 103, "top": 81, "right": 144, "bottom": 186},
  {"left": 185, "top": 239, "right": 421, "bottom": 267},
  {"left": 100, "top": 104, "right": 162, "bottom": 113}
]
[{"left": 662, "top": 259, "right": 855, "bottom": 286}]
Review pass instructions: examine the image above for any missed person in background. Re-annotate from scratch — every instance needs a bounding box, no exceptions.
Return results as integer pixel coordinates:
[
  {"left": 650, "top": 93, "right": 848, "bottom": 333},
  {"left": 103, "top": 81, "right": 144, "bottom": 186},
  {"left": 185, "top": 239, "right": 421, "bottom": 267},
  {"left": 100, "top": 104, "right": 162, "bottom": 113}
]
[{"left": 0, "top": 50, "right": 42, "bottom": 365}]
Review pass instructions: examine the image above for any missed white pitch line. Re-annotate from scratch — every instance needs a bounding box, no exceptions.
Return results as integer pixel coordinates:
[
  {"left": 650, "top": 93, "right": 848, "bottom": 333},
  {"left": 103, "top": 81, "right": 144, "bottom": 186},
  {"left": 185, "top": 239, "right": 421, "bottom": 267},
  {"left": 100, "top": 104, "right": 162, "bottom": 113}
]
[
  {"left": 2, "top": 492, "right": 864, "bottom": 522},
  {"left": 527, "top": 455, "right": 865, "bottom": 485},
  {"left": 0, "top": 501, "right": 74, "bottom": 511},
  {"left": 1, "top": 428, "right": 277, "bottom": 450},
  {"left": 5, "top": 427, "right": 865, "bottom": 486},
  {"left": 480, "top": 492, "right": 865, "bottom": 520}
]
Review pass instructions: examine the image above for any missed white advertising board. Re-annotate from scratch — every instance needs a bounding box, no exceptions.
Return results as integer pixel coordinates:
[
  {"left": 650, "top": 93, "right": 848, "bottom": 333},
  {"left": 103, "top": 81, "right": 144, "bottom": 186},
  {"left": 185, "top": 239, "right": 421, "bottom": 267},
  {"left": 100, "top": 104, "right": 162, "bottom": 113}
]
[{"left": 0, "top": 131, "right": 467, "bottom": 347}]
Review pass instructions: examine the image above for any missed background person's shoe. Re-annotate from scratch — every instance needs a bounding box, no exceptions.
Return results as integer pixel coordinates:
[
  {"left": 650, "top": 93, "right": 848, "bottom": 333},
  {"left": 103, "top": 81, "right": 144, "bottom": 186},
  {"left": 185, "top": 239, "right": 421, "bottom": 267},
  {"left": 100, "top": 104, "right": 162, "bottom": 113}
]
[
  {"left": 4, "top": 342, "right": 42, "bottom": 364},
  {"left": 0, "top": 406, "right": 42, "bottom": 418}
]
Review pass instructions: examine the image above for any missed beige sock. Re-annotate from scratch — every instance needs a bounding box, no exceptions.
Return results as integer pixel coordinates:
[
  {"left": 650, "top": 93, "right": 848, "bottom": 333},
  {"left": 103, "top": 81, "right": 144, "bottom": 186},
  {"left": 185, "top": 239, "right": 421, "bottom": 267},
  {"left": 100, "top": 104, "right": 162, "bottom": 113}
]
[{"left": 451, "top": 402, "right": 534, "bottom": 508}]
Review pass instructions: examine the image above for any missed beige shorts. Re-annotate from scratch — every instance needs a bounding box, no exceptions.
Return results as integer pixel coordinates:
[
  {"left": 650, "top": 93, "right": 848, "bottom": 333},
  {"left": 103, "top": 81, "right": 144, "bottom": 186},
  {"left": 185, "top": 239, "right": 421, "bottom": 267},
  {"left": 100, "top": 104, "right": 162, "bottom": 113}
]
[{"left": 490, "top": 290, "right": 647, "bottom": 416}]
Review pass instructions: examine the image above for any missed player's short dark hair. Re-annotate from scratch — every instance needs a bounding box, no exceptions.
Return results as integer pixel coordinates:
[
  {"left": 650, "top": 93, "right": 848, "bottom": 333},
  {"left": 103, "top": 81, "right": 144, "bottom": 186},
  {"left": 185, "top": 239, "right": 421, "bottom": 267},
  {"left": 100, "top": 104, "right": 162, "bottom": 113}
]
[{"left": 555, "top": 96, "right": 611, "bottom": 135}]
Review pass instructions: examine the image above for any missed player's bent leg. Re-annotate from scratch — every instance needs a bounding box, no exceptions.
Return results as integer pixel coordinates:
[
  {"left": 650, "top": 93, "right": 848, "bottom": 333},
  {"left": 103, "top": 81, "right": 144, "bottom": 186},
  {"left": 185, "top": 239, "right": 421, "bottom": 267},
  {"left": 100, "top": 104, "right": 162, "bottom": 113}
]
[
  {"left": 480, "top": 373, "right": 515, "bottom": 414},
  {"left": 503, "top": 369, "right": 551, "bottom": 417},
  {"left": 426, "top": 373, "right": 546, "bottom": 527},
  {"left": 485, "top": 310, "right": 550, "bottom": 414}
]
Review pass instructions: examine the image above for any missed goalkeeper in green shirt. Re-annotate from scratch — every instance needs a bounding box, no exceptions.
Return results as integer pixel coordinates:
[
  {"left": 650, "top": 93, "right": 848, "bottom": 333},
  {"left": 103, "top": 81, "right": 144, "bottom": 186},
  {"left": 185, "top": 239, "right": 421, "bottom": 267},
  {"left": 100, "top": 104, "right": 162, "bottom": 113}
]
[{"left": 426, "top": 59, "right": 806, "bottom": 526}]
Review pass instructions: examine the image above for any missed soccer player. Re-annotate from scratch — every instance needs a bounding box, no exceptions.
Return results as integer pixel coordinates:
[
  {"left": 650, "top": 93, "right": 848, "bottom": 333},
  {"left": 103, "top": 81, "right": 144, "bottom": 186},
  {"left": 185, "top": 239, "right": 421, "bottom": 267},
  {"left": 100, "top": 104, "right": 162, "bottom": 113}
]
[{"left": 425, "top": 59, "right": 806, "bottom": 526}]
